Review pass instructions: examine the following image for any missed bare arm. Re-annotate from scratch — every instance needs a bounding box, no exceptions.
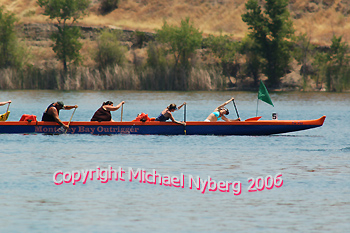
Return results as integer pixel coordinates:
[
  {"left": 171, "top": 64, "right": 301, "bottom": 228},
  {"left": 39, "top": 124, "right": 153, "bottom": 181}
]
[
  {"left": 104, "top": 101, "right": 125, "bottom": 111},
  {"left": 177, "top": 102, "right": 186, "bottom": 110},
  {"left": 64, "top": 105, "right": 78, "bottom": 110},
  {"left": 48, "top": 107, "right": 68, "bottom": 129},
  {"left": 215, "top": 97, "right": 234, "bottom": 111},
  {"left": 221, "top": 115, "right": 241, "bottom": 122},
  {"left": 0, "top": 100, "right": 11, "bottom": 106},
  {"left": 169, "top": 112, "right": 186, "bottom": 126}
]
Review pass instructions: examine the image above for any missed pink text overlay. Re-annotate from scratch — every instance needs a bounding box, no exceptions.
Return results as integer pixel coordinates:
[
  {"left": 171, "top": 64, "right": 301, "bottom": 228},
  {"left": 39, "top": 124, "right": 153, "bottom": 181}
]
[{"left": 53, "top": 166, "right": 283, "bottom": 194}]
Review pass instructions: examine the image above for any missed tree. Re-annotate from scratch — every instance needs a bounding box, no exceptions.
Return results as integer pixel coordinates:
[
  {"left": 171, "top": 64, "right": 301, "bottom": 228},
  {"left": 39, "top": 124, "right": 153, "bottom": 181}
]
[
  {"left": 327, "top": 36, "right": 350, "bottom": 91},
  {"left": 147, "top": 42, "right": 168, "bottom": 70},
  {"left": 313, "top": 36, "right": 350, "bottom": 91},
  {"left": 311, "top": 51, "right": 327, "bottom": 90},
  {"left": 240, "top": 35, "right": 262, "bottom": 87},
  {"left": 37, "top": 0, "right": 90, "bottom": 73},
  {"left": 205, "top": 33, "right": 239, "bottom": 86},
  {"left": 312, "top": 36, "right": 350, "bottom": 91},
  {"left": 242, "top": 0, "right": 294, "bottom": 88},
  {"left": 0, "top": 6, "right": 29, "bottom": 69},
  {"left": 293, "top": 33, "right": 316, "bottom": 89},
  {"left": 94, "top": 29, "right": 126, "bottom": 70},
  {"left": 156, "top": 18, "right": 202, "bottom": 89}
]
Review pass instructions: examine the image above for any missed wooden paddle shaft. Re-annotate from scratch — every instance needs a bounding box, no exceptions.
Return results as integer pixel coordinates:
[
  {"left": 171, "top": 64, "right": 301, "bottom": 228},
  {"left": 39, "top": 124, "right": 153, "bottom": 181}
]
[
  {"left": 6, "top": 102, "right": 10, "bottom": 112},
  {"left": 184, "top": 104, "right": 186, "bottom": 122},
  {"left": 232, "top": 99, "right": 240, "bottom": 119},
  {"left": 67, "top": 108, "right": 76, "bottom": 127},
  {"left": 121, "top": 104, "right": 123, "bottom": 122},
  {"left": 64, "top": 108, "right": 77, "bottom": 133}
]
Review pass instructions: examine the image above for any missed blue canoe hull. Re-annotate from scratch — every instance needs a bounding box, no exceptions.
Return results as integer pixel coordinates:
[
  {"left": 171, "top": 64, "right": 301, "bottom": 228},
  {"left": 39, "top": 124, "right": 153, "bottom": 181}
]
[{"left": 0, "top": 116, "right": 326, "bottom": 135}]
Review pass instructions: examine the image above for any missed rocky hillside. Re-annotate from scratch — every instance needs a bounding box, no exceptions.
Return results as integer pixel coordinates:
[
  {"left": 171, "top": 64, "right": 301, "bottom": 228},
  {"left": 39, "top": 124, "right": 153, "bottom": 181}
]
[
  {"left": 2, "top": 0, "right": 350, "bottom": 80},
  {"left": 2, "top": 0, "right": 350, "bottom": 45}
]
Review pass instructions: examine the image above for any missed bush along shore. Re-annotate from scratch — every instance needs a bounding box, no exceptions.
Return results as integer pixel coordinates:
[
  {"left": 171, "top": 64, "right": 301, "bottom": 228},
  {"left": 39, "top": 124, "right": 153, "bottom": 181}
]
[{"left": 1, "top": 1, "right": 349, "bottom": 92}]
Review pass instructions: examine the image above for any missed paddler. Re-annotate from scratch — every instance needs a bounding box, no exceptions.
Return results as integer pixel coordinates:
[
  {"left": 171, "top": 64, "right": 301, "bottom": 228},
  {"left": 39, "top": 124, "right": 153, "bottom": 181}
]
[
  {"left": 205, "top": 97, "right": 241, "bottom": 122},
  {"left": 91, "top": 100, "right": 125, "bottom": 122},
  {"left": 42, "top": 101, "right": 78, "bottom": 130},
  {"left": 155, "top": 103, "right": 186, "bottom": 126}
]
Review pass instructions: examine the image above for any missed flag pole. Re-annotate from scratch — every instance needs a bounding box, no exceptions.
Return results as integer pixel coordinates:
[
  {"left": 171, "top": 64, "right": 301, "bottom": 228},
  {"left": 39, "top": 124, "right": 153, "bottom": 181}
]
[
  {"left": 256, "top": 95, "right": 259, "bottom": 117},
  {"left": 256, "top": 81, "right": 260, "bottom": 117},
  {"left": 184, "top": 103, "right": 187, "bottom": 135}
]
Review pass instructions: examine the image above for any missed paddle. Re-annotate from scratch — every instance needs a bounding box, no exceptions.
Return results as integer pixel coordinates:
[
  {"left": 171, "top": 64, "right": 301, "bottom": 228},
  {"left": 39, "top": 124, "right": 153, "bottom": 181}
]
[
  {"left": 184, "top": 103, "right": 187, "bottom": 135},
  {"left": 121, "top": 103, "right": 124, "bottom": 122},
  {"left": 65, "top": 108, "right": 77, "bottom": 134},
  {"left": 4, "top": 102, "right": 11, "bottom": 121},
  {"left": 4, "top": 103, "right": 11, "bottom": 121},
  {"left": 232, "top": 99, "right": 240, "bottom": 119},
  {"left": 0, "top": 102, "right": 11, "bottom": 121},
  {"left": 6, "top": 102, "right": 11, "bottom": 113}
]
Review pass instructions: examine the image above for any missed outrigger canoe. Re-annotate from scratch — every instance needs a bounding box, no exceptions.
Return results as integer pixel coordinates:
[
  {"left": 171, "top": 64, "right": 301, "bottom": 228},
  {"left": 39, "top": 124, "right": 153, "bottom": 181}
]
[{"left": 0, "top": 116, "right": 326, "bottom": 135}]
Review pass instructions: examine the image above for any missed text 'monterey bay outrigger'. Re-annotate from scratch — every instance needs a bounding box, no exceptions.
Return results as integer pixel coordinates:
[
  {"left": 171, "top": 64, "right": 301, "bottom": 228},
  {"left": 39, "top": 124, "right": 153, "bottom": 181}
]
[{"left": 0, "top": 82, "right": 326, "bottom": 135}]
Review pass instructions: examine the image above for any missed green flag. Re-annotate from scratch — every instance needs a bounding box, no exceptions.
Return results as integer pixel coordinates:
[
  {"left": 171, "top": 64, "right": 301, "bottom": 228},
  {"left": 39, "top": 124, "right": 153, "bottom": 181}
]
[{"left": 258, "top": 80, "right": 274, "bottom": 107}]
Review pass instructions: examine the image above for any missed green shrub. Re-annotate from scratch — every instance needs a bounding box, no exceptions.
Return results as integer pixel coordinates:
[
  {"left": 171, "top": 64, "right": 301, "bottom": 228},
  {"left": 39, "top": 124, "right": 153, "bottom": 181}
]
[
  {"left": 0, "top": 7, "right": 30, "bottom": 69},
  {"left": 94, "top": 29, "right": 126, "bottom": 70}
]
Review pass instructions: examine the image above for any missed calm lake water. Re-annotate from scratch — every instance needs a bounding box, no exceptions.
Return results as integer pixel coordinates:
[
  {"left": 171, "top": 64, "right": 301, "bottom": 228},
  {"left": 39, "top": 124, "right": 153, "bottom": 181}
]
[{"left": 0, "top": 90, "right": 349, "bottom": 232}]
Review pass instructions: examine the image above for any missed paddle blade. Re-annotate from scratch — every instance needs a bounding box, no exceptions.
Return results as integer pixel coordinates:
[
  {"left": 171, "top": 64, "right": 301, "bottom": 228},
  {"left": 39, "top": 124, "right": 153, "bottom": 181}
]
[
  {"left": 57, "top": 126, "right": 65, "bottom": 133},
  {"left": 0, "top": 111, "right": 10, "bottom": 121},
  {"left": 245, "top": 116, "right": 262, "bottom": 121}
]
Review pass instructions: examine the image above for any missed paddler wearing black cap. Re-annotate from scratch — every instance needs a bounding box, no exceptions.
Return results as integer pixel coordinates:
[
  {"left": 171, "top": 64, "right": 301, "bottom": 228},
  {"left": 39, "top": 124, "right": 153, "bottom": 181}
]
[
  {"left": 42, "top": 101, "right": 78, "bottom": 130},
  {"left": 204, "top": 97, "right": 241, "bottom": 122},
  {"left": 155, "top": 102, "right": 186, "bottom": 126}
]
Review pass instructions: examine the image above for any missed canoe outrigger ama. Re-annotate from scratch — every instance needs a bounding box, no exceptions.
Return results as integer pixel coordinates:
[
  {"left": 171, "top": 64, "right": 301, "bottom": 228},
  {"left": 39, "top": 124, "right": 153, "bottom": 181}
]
[{"left": 0, "top": 116, "right": 326, "bottom": 135}]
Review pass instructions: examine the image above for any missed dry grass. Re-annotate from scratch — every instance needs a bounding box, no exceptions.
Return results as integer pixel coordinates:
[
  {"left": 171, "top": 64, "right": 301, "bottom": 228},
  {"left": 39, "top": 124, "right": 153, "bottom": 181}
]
[
  {"left": 1, "top": 0, "right": 349, "bottom": 45},
  {"left": 26, "top": 41, "right": 57, "bottom": 67},
  {"left": 0, "top": 64, "right": 225, "bottom": 90}
]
